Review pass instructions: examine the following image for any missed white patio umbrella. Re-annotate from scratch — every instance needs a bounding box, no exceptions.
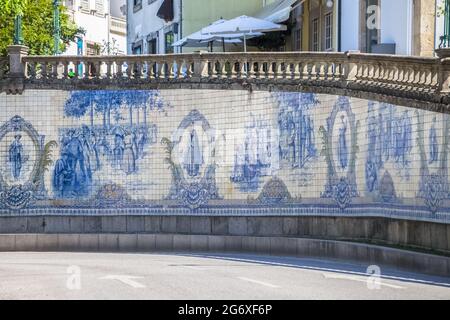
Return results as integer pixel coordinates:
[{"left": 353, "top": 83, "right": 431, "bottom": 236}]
[
  {"left": 173, "top": 19, "right": 262, "bottom": 52},
  {"left": 201, "top": 15, "right": 287, "bottom": 52}
]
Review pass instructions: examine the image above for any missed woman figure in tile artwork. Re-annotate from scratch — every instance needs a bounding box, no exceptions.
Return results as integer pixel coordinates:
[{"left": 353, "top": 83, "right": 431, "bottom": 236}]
[
  {"left": 183, "top": 129, "right": 203, "bottom": 177},
  {"left": 53, "top": 152, "right": 73, "bottom": 198},
  {"left": 429, "top": 117, "right": 439, "bottom": 164},
  {"left": 9, "top": 134, "right": 23, "bottom": 180},
  {"left": 113, "top": 132, "right": 125, "bottom": 169},
  {"left": 124, "top": 132, "right": 137, "bottom": 174},
  {"left": 337, "top": 115, "right": 348, "bottom": 170}
]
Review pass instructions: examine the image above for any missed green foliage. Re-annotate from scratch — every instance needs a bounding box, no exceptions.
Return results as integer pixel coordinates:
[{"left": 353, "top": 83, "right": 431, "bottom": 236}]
[
  {"left": 0, "top": 0, "right": 84, "bottom": 56},
  {"left": 0, "top": 0, "right": 28, "bottom": 16},
  {"left": 161, "top": 137, "right": 182, "bottom": 180},
  {"left": 33, "top": 140, "right": 58, "bottom": 186}
]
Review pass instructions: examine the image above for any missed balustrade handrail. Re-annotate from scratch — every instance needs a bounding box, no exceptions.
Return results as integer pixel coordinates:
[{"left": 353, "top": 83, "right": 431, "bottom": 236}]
[
  {"left": 4, "top": 49, "right": 450, "bottom": 108},
  {"left": 21, "top": 51, "right": 439, "bottom": 62}
]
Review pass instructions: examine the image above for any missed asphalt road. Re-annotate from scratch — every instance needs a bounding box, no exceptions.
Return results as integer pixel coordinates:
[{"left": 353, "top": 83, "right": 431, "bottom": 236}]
[{"left": 0, "top": 252, "right": 448, "bottom": 300}]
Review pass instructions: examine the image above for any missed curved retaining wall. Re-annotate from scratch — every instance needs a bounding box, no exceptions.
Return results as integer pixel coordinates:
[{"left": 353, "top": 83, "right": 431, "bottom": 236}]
[
  {"left": 0, "top": 89, "right": 449, "bottom": 222},
  {"left": 0, "top": 216, "right": 448, "bottom": 256}
]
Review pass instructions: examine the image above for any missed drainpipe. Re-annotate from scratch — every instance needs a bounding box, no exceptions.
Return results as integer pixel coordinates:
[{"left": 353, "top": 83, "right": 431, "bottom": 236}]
[
  {"left": 179, "top": 0, "right": 183, "bottom": 53},
  {"left": 337, "top": 0, "right": 341, "bottom": 52},
  {"left": 443, "top": 0, "right": 450, "bottom": 48}
]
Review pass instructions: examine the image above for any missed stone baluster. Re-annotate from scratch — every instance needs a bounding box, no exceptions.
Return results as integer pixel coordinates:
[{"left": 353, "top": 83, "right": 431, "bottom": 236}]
[
  {"left": 147, "top": 60, "right": 155, "bottom": 80},
  {"left": 192, "top": 54, "right": 208, "bottom": 81},
  {"left": 217, "top": 60, "right": 226, "bottom": 79}
]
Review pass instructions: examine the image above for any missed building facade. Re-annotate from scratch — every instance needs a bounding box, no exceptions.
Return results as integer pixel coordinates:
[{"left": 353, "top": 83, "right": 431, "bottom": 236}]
[
  {"left": 339, "top": 0, "right": 436, "bottom": 56},
  {"left": 63, "top": 0, "right": 127, "bottom": 56},
  {"left": 126, "top": 0, "right": 281, "bottom": 54},
  {"left": 125, "top": 0, "right": 443, "bottom": 56}
]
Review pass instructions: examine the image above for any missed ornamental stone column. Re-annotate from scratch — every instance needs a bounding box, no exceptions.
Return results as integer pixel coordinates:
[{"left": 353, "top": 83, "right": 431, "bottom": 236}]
[{"left": 6, "top": 45, "right": 29, "bottom": 94}]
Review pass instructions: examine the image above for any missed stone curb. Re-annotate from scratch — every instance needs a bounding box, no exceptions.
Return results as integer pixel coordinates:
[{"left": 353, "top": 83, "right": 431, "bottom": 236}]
[{"left": 0, "top": 233, "right": 448, "bottom": 278}]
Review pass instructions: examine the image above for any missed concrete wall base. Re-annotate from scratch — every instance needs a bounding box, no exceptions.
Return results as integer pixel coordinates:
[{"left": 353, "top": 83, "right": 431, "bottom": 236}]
[
  {"left": 0, "top": 216, "right": 448, "bottom": 255},
  {"left": 0, "top": 233, "right": 449, "bottom": 278}
]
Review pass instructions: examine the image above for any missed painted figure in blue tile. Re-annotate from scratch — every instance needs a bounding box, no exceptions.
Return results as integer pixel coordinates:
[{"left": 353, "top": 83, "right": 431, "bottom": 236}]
[
  {"left": 367, "top": 115, "right": 378, "bottom": 160},
  {"left": 80, "top": 125, "right": 94, "bottom": 176},
  {"left": 124, "top": 132, "right": 137, "bottom": 174},
  {"left": 238, "top": 138, "right": 258, "bottom": 182},
  {"left": 338, "top": 115, "right": 348, "bottom": 169},
  {"left": 8, "top": 134, "right": 23, "bottom": 180},
  {"left": 92, "top": 132, "right": 101, "bottom": 170},
  {"left": 53, "top": 152, "right": 73, "bottom": 198},
  {"left": 54, "top": 129, "right": 92, "bottom": 198},
  {"left": 278, "top": 111, "right": 294, "bottom": 161},
  {"left": 376, "top": 113, "right": 384, "bottom": 167},
  {"left": 113, "top": 132, "right": 125, "bottom": 168},
  {"left": 365, "top": 160, "right": 378, "bottom": 192},
  {"left": 98, "top": 129, "right": 112, "bottom": 158},
  {"left": 297, "top": 114, "right": 308, "bottom": 167},
  {"left": 306, "top": 116, "right": 316, "bottom": 161},
  {"left": 383, "top": 113, "right": 392, "bottom": 161},
  {"left": 183, "top": 129, "right": 203, "bottom": 177},
  {"left": 278, "top": 108, "right": 316, "bottom": 169},
  {"left": 138, "top": 127, "right": 148, "bottom": 157},
  {"left": 131, "top": 128, "right": 140, "bottom": 160},
  {"left": 429, "top": 116, "right": 439, "bottom": 164},
  {"left": 394, "top": 111, "right": 412, "bottom": 165}
]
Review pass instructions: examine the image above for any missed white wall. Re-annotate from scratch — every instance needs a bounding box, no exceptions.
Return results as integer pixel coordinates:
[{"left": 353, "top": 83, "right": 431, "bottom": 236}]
[
  {"left": 64, "top": 0, "right": 127, "bottom": 56},
  {"left": 110, "top": 0, "right": 126, "bottom": 18},
  {"left": 339, "top": 0, "right": 414, "bottom": 55},
  {"left": 340, "top": 0, "right": 360, "bottom": 51},
  {"left": 380, "top": 0, "right": 412, "bottom": 55},
  {"left": 65, "top": 11, "right": 109, "bottom": 55},
  {"left": 127, "top": 0, "right": 182, "bottom": 54},
  {"left": 435, "top": 0, "right": 444, "bottom": 50}
]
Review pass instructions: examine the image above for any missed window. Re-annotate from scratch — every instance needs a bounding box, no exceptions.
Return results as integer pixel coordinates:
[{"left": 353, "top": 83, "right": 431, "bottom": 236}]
[
  {"left": 165, "top": 31, "right": 174, "bottom": 54},
  {"left": 325, "top": 13, "right": 333, "bottom": 51},
  {"left": 148, "top": 38, "right": 157, "bottom": 54},
  {"left": 80, "top": 0, "right": 89, "bottom": 10},
  {"left": 132, "top": 45, "right": 142, "bottom": 55},
  {"left": 312, "top": 18, "right": 319, "bottom": 51},
  {"left": 95, "top": 0, "right": 104, "bottom": 14},
  {"left": 148, "top": 0, "right": 158, "bottom": 4},
  {"left": 133, "top": 0, "right": 142, "bottom": 12},
  {"left": 366, "top": 0, "right": 379, "bottom": 52},
  {"left": 86, "top": 41, "right": 101, "bottom": 55},
  {"left": 65, "top": 0, "right": 75, "bottom": 9}
]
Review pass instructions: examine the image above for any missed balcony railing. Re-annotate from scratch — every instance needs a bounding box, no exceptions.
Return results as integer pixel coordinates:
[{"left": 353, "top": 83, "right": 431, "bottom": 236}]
[{"left": 3, "top": 48, "right": 450, "bottom": 110}]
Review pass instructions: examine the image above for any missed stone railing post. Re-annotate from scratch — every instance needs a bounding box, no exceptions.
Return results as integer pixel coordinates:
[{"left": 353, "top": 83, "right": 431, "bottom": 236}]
[
  {"left": 437, "top": 58, "right": 450, "bottom": 93},
  {"left": 7, "top": 45, "right": 29, "bottom": 78},
  {"left": 344, "top": 51, "right": 359, "bottom": 83},
  {"left": 5, "top": 45, "right": 28, "bottom": 94},
  {"left": 192, "top": 53, "right": 209, "bottom": 81}
]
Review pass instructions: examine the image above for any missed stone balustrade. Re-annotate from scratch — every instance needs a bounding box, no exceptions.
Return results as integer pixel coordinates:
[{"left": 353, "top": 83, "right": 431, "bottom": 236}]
[
  {"left": 2, "top": 46, "right": 450, "bottom": 112},
  {"left": 0, "top": 57, "right": 8, "bottom": 80}
]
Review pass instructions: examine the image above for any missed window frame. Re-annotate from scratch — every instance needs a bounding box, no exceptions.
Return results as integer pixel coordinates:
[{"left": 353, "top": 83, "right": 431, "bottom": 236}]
[
  {"left": 164, "top": 31, "right": 174, "bottom": 54},
  {"left": 324, "top": 12, "right": 333, "bottom": 51},
  {"left": 312, "top": 18, "right": 319, "bottom": 52},
  {"left": 133, "top": 0, "right": 143, "bottom": 12}
]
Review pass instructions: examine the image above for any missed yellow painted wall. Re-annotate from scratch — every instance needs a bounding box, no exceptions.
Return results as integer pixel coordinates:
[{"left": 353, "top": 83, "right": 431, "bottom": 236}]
[
  {"left": 182, "top": 0, "right": 279, "bottom": 36},
  {"left": 302, "top": 0, "right": 310, "bottom": 51}
]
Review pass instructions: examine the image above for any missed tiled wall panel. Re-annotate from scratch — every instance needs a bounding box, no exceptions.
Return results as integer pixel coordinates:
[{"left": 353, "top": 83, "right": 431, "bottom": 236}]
[{"left": 0, "top": 89, "right": 448, "bottom": 223}]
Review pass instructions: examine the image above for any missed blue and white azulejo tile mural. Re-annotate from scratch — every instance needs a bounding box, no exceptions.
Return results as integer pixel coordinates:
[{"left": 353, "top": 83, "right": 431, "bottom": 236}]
[{"left": 0, "top": 89, "right": 449, "bottom": 222}]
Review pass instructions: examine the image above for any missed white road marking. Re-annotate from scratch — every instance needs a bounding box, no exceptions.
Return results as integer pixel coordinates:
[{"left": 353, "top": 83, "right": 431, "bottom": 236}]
[
  {"left": 182, "top": 265, "right": 204, "bottom": 271},
  {"left": 185, "top": 254, "right": 450, "bottom": 288},
  {"left": 100, "top": 275, "right": 146, "bottom": 288},
  {"left": 238, "top": 277, "right": 280, "bottom": 288},
  {"left": 322, "top": 273, "right": 404, "bottom": 289}
]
